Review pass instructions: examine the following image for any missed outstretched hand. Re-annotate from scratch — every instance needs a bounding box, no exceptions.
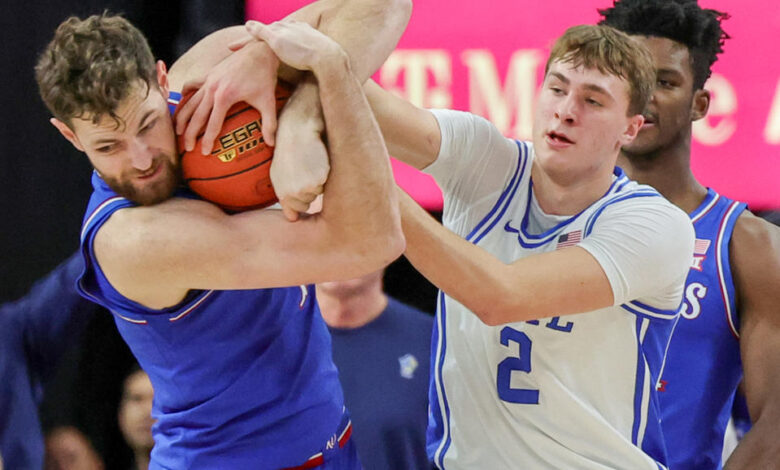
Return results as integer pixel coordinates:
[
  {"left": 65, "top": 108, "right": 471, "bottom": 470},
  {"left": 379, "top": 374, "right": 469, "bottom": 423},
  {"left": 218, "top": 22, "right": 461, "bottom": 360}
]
[{"left": 175, "top": 39, "right": 280, "bottom": 155}]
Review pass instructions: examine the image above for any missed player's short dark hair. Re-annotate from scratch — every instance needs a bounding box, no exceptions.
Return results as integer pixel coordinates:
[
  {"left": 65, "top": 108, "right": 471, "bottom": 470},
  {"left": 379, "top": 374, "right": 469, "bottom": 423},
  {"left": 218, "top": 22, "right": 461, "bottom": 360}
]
[
  {"left": 598, "top": 0, "right": 729, "bottom": 90},
  {"left": 35, "top": 13, "right": 157, "bottom": 127}
]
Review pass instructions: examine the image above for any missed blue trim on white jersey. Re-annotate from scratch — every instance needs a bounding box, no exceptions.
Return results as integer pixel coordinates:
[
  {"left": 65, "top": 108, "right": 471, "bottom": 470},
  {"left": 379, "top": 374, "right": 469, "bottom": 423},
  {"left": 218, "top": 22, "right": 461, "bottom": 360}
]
[
  {"left": 429, "top": 292, "right": 452, "bottom": 469},
  {"left": 466, "top": 141, "right": 529, "bottom": 244},
  {"left": 621, "top": 300, "right": 682, "bottom": 321},
  {"left": 583, "top": 191, "right": 661, "bottom": 237},
  {"left": 632, "top": 318, "right": 649, "bottom": 446},
  {"left": 507, "top": 167, "right": 634, "bottom": 249}
]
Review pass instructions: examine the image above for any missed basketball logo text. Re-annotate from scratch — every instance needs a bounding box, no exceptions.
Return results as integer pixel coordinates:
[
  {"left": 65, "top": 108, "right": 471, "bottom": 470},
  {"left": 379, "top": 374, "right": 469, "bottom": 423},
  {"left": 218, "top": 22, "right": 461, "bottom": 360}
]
[{"left": 213, "top": 119, "right": 263, "bottom": 162}]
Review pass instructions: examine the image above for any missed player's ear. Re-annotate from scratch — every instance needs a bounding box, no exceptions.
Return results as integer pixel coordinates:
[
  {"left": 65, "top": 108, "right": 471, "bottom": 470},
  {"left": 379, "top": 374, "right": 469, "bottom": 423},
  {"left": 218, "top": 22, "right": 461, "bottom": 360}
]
[
  {"left": 691, "top": 88, "right": 710, "bottom": 122},
  {"left": 156, "top": 60, "right": 169, "bottom": 96},
  {"left": 50, "top": 118, "right": 85, "bottom": 152},
  {"left": 620, "top": 114, "right": 644, "bottom": 145}
]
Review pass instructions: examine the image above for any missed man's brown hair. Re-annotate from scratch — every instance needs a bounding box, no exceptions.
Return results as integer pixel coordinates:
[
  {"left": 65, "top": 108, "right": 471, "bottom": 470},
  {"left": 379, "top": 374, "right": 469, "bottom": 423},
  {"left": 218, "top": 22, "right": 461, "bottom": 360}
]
[
  {"left": 545, "top": 24, "right": 654, "bottom": 116},
  {"left": 35, "top": 13, "right": 157, "bottom": 127}
]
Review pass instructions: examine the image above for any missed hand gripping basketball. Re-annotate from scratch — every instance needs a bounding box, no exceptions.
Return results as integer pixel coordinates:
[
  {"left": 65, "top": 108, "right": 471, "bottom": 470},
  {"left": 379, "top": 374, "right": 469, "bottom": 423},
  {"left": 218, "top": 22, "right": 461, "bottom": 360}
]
[{"left": 175, "top": 83, "right": 292, "bottom": 212}]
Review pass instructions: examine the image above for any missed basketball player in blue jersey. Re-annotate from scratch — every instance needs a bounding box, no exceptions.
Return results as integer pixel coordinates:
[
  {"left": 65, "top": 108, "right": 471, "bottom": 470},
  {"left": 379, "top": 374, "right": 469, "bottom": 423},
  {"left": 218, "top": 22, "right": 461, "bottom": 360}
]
[
  {"left": 599, "top": 1, "right": 780, "bottom": 468},
  {"left": 33, "top": 2, "right": 410, "bottom": 468},
  {"left": 355, "top": 25, "right": 694, "bottom": 469}
]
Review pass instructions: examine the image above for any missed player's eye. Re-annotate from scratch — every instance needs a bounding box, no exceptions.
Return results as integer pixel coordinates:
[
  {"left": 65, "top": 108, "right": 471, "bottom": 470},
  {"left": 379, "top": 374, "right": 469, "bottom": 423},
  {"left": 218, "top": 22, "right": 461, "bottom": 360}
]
[
  {"left": 586, "top": 98, "right": 602, "bottom": 107},
  {"left": 140, "top": 118, "right": 157, "bottom": 134},
  {"left": 96, "top": 144, "right": 116, "bottom": 153}
]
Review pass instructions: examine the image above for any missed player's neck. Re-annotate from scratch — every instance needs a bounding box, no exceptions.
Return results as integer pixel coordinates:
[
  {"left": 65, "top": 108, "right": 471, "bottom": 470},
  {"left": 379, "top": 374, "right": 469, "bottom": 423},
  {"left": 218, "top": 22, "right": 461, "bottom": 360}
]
[
  {"left": 531, "top": 163, "right": 614, "bottom": 215},
  {"left": 317, "top": 287, "right": 388, "bottom": 329},
  {"left": 618, "top": 146, "right": 708, "bottom": 214}
]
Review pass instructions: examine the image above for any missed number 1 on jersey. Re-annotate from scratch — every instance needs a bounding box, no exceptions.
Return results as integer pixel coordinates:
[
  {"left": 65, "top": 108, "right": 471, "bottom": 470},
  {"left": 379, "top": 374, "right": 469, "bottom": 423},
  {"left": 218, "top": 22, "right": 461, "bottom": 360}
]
[{"left": 497, "top": 326, "right": 539, "bottom": 404}]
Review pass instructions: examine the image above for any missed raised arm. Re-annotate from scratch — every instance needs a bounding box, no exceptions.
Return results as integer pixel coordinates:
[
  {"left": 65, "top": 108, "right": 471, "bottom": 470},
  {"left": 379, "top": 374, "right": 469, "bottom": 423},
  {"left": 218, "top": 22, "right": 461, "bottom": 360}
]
[
  {"left": 724, "top": 214, "right": 780, "bottom": 469},
  {"left": 96, "top": 22, "right": 403, "bottom": 309},
  {"left": 364, "top": 80, "right": 442, "bottom": 170},
  {"left": 171, "top": 0, "right": 411, "bottom": 219}
]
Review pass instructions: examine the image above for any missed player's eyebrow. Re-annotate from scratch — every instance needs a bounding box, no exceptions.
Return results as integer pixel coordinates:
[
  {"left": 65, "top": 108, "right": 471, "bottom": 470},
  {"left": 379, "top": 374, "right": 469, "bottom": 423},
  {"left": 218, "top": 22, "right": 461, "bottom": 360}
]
[
  {"left": 549, "top": 71, "right": 615, "bottom": 100},
  {"left": 137, "top": 109, "right": 156, "bottom": 129}
]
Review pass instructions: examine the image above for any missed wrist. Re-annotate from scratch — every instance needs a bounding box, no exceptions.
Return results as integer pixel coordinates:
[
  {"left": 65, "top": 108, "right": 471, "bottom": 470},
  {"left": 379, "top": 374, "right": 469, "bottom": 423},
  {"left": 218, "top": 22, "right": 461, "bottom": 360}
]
[
  {"left": 279, "top": 76, "right": 324, "bottom": 134},
  {"left": 310, "top": 47, "right": 351, "bottom": 82}
]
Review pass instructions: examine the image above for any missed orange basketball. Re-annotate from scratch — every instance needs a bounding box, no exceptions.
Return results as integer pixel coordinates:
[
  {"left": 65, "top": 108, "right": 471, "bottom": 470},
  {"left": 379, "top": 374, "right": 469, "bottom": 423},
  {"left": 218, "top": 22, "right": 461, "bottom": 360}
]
[{"left": 177, "top": 83, "right": 292, "bottom": 212}]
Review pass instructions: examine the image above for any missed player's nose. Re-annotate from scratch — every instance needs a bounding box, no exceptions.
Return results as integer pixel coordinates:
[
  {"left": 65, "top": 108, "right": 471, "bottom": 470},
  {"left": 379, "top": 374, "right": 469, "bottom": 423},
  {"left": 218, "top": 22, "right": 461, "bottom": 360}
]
[
  {"left": 554, "top": 96, "right": 578, "bottom": 123},
  {"left": 129, "top": 140, "right": 154, "bottom": 171}
]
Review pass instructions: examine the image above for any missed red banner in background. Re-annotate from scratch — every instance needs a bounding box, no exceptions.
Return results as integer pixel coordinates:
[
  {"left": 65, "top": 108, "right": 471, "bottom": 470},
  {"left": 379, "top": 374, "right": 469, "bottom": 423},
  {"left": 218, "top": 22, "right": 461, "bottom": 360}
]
[{"left": 248, "top": 0, "right": 780, "bottom": 210}]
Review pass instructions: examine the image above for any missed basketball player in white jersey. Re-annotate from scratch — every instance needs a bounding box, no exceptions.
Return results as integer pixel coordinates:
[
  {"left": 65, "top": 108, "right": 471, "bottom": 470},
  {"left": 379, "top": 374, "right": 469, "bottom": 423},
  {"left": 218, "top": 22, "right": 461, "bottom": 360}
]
[{"left": 360, "top": 25, "right": 694, "bottom": 469}]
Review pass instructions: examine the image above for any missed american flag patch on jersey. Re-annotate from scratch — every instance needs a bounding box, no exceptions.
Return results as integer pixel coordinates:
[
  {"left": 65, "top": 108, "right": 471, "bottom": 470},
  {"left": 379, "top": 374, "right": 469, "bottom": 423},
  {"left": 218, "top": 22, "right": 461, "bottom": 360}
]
[
  {"left": 694, "top": 239, "right": 711, "bottom": 255},
  {"left": 556, "top": 230, "right": 582, "bottom": 249}
]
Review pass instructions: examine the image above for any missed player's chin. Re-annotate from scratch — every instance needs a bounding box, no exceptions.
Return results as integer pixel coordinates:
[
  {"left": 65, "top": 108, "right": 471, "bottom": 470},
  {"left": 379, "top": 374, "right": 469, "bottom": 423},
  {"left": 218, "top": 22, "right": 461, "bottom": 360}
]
[
  {"left": 621, "top": 138, "right": 658, "bottom": 158},
  {"left": 129, "top": 176, "right": 180, "bottom": 206}
]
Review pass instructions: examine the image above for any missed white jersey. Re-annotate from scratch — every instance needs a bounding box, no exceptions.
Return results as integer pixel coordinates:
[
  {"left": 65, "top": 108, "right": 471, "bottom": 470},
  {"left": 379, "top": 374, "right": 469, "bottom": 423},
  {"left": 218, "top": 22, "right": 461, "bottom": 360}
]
[{"left": 425, "top": 110, "right": 694, "bottom": 470}]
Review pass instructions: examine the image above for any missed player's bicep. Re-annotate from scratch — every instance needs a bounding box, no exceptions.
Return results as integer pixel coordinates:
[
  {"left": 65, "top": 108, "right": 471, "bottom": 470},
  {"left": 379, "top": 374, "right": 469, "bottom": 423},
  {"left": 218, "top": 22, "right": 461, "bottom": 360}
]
[
  {"left": 732, "top": 215, "right": 780, "bottom": 421},
  {"left": 97, "top": 198, "right": 374, "bottom": 303}
]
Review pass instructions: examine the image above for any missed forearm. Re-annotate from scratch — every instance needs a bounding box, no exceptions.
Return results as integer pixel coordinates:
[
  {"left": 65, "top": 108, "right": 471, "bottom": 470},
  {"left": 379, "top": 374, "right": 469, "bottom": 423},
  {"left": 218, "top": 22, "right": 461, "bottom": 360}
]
[
  {"left": 400, "top": 190, "right": 519, "bottom": 325},
  {"left": 277, "top": 0, "right": 413, "bottom": 135},
  {"left": 288, "top": 0, "right": 412, "bottom": 82},
  {"left": 313, "top": 54, "right": 404, "bottom": 273},
  {"left": 400, "top": 191, "right": 613, "bottom": 324}
]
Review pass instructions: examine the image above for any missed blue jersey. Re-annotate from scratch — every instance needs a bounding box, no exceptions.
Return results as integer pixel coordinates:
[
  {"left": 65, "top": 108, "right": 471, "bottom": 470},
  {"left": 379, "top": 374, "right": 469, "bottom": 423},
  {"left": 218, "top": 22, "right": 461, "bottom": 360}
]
[
  {"left": 328, "top": 298, "right": 432, "bottom": 470},
  {"left": 0, "top": 253, "right": 96, "bottom": 470},
  {"left": 659, "top": 188, "right": 747, "bottom": 470},
  {"left": 77, "top": 173, "right": 347, "bottom": 469}
]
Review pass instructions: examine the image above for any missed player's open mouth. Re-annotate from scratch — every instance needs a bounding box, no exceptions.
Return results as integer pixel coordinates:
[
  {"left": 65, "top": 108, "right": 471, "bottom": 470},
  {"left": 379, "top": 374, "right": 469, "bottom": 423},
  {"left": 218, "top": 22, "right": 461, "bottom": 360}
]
[
  {"left": 138, "top": 164, "right": 161, "bottom": 180},
  {"left": 641, "top": 114, "right": 657, "bottom": 128},
  {"left": 546, "top": 131, "right": 574, "bottom": 146}
]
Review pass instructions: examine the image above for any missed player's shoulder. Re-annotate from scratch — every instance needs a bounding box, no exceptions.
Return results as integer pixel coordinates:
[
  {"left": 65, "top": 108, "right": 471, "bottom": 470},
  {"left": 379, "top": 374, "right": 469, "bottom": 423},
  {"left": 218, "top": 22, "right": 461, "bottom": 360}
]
[
  {"left": 731, "top": 211, "right": 780, "bottom": 269},
  {"left": 601, "top": 179, "right": 690, "bottom": 225},
  {"left": 96, "top": 197, "right": 222, "bottom": 260},
  {"left": 432, "top": 108, "right": 515, "bottom": 146}
]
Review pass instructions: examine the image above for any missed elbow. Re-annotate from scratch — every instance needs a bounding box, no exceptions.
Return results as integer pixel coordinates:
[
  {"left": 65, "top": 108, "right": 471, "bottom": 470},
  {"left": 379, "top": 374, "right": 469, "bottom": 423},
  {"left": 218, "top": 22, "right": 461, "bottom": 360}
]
[
  {"left": 476, "top": 307, "right": 508, "bottom": 327},
  {"left": 471, "top": 295, "right": 531, "bottom": 327},
  {"left": 396, "top": 0, "right": 413, "bottom": 21},
  {"left": 370, "top": 220, "right": 406, "bottom": 268}
]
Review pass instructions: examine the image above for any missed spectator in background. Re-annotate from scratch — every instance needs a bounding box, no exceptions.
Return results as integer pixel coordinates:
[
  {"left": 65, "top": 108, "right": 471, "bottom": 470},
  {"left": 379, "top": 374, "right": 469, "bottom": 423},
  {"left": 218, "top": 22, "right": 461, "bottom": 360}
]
[
  {"left": 118, "top": 366, "right": 154, "bottom": 470},
  {"left": 44, "top": 426, "right": 104, "bottom": 470},
  {"left": 317, "top": 270, "right": 433, "bottom": 470},
  {"left": 0, "top": 253, "right": 99, "bottom": 469}
]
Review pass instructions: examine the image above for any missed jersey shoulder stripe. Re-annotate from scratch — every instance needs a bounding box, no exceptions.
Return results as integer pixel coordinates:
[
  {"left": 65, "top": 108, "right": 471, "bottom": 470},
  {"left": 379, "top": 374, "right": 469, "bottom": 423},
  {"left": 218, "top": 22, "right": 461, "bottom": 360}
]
[{"left": 466, "top": 140, "right": 530, "bottom": 244}]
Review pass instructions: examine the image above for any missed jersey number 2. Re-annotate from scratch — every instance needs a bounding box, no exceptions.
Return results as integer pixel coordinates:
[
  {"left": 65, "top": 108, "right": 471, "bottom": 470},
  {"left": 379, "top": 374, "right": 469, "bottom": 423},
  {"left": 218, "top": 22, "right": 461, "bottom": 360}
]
[{"left": 496, "top": 326, "right": 539, "bottom": 404}]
